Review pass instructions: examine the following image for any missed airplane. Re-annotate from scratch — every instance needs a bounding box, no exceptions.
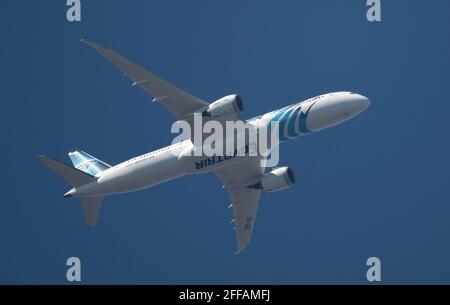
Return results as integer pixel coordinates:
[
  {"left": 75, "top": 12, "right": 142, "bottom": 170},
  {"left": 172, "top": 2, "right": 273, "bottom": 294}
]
[{"left": 38, "top": 40, "right": 370, "bottom": 254}]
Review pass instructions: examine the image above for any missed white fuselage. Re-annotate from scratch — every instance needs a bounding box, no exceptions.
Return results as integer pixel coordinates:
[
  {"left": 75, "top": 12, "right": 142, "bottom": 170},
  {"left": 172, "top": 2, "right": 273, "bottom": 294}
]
[{"left": 67, "top": 92, "right": 370, "bottom": 198}]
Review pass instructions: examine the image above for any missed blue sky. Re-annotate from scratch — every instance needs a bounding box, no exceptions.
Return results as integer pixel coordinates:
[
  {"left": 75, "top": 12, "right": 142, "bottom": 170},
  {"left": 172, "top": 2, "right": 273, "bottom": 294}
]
[{"left": 1, "top": 0, "right": 450, "bottom": 284}]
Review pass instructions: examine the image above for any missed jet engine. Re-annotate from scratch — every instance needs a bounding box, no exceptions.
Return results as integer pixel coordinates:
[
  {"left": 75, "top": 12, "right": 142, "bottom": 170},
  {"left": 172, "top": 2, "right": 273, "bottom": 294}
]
[
  {"left": 248, "top": 166, "right": 296, "bottom": 192},
  {"left": 203, "top": 94, "right": 244, "bottom": 118}
]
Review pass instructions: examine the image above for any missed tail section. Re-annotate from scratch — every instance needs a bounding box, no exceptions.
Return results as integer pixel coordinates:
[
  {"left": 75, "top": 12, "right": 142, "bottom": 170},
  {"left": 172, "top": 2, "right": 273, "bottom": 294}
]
[
  {"left": 37, "top": 155, "right": 95, "bottom": 187},
  {"left": 68, "top": 150, "right": 111, "bottom": 176},
  {"left": 81, "top": 196, "right": 103, "bottom": 227},
  {"left": 38, "top": 154, "right": 104, "bottom": 227}
]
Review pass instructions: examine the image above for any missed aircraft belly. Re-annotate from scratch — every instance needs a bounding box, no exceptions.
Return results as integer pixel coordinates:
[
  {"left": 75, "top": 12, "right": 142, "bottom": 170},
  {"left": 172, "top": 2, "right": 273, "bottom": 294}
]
[
  {"left": 81, "top": 154, "right": 187, "bottom": 196},
  {"left": 187, "top": 155, "right": 252, "bottom": 174}
]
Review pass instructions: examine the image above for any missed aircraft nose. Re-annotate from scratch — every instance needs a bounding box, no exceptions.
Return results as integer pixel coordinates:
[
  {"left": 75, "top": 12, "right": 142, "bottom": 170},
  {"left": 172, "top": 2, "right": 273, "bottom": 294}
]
[
  {"left": 305, "top": 92, "right": 370, "bottom": 132},
  {"left": 339, "top": 93, "right": 370, "bottom": 120},
  {"left": 350, "top": 93, "right": 370, "bottom": 113}
]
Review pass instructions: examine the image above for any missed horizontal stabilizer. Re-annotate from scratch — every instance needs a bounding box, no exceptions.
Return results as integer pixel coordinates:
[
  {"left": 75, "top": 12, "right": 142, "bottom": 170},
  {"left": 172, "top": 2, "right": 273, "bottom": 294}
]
[
  {"left": 81, "top": 196, "right": 103, "bottom": 227},
  {"left": 37, "top": 155, "right": 95, "bottom": 187}
]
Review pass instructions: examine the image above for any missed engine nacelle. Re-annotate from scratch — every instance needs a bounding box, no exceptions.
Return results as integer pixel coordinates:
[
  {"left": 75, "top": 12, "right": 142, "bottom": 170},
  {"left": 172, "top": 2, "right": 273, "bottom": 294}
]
[
  {"left": 203, "top": 94, "right": 244, "bottom": 118},
  {"left": 248, "top": 167, "right": 296, "bottom": 192}
]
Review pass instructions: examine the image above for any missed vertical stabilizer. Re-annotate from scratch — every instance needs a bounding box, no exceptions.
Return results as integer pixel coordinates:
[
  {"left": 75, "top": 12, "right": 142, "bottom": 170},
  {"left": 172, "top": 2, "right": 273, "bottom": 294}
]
[{"left": 68, "top": 151, "right": 111, "bottom": 176}]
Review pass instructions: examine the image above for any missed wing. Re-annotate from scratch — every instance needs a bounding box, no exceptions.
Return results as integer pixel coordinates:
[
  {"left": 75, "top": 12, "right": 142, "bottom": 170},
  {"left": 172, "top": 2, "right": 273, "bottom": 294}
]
[
  {"left": 214, "top": 157, "right": 266, "bottom": 254},
  {"left": 81, "top": 39, "right": 209, "bottom": 120}
]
